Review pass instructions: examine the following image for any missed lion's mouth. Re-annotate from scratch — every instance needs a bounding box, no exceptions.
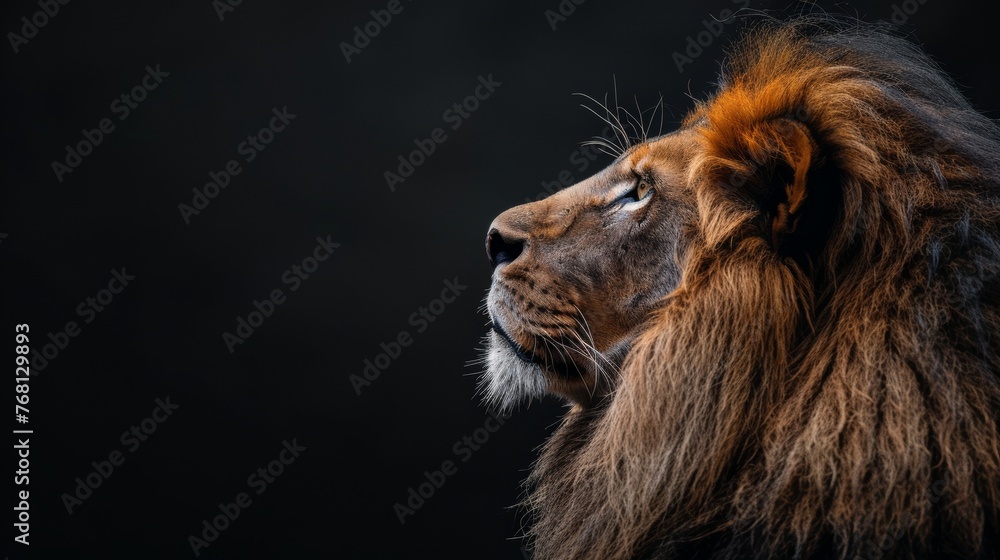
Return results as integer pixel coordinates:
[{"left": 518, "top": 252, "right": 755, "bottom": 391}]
[
  {"left": 490, "top": 321, "right": 577, "bottom": 378},
  {"left": 491, "top": 322, "right": 541, "bottom": 364}
]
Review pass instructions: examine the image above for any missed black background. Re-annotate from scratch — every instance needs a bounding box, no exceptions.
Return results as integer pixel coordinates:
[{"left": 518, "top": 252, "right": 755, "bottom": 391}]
[{"left": 3, "top": 0, "right": 998, "bottom": 558}]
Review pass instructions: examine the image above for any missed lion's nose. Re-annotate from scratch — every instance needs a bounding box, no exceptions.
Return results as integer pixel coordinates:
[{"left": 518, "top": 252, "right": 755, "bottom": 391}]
[{"left": 486, "top": 228, "right": 525, "bottom": 268}]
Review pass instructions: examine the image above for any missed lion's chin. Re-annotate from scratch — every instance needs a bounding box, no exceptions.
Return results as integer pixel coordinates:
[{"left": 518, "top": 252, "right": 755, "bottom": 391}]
[{"left": 480, "top": 330, "right": 549, "bottom": 412}]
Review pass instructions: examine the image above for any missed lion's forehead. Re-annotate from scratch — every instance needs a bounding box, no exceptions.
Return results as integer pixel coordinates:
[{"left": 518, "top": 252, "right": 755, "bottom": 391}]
[{"left": 634, "top": 131, "right": 702, "bottom": 180}]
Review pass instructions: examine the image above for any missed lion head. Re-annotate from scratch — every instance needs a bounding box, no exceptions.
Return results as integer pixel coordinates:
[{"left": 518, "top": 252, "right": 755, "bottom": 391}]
[{"left": 481, "top": 17, "right": 1000, "bottom": 560}]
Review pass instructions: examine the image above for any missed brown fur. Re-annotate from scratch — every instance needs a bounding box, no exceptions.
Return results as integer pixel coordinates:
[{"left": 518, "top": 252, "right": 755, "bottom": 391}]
[{"left": 507, "top": 18, "right": 1000, "bottom": 560}]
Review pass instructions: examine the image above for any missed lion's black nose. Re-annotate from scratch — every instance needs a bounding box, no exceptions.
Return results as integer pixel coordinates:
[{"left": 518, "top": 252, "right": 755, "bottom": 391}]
[{"left": 486, "top": 228, "right": 524, "bottom": 268}]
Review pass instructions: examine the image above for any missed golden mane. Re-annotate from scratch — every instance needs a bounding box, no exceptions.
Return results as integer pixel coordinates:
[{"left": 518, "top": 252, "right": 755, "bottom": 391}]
[{"left": 525, "top": 17, "right": 1000, "bottom": 559}]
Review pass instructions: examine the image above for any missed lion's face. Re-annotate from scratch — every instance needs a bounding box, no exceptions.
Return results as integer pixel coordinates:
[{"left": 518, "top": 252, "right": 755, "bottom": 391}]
[{"left": 483, "top": 129, "right": 701, "bottom": 408}]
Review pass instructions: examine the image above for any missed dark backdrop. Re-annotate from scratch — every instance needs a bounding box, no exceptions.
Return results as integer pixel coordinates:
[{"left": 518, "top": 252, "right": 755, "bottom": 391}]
[{"left": 3, "top": 1, "right": 998, "bottom": 558}]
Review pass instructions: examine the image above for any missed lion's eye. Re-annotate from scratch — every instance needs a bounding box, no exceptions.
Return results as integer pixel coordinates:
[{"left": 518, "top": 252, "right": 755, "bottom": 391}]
[
  {"left": 617, "top": 178, "right": 654, "bottom": 204},
  {"left": 605, "top": 177, "right": 655, "bottom": 215},
  {"left": 634, "top": 179, "right": 653, "bottom": 200}
]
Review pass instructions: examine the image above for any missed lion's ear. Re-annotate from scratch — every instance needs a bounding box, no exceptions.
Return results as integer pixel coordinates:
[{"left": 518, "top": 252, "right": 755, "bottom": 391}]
[
  {"left": 702, "top": 112, "right": 829, "bottom": 252},
  {"left": 759, "top": 118, "right": 816, "bottom": 249}
]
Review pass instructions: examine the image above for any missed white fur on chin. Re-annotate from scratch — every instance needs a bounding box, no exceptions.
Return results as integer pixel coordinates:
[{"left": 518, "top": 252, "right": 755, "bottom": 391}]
[{"left": 480, "top": 330, "right": 547, "bottom": 412}]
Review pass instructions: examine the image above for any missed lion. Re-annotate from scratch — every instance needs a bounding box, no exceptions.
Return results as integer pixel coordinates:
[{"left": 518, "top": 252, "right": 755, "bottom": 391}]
[{"left": 480, "top": 16, "right": 1000, "bottom": 560}]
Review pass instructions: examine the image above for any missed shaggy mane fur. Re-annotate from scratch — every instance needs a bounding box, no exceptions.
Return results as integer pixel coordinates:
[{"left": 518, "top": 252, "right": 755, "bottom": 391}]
[{"left": 526, "top": 17, "right": 1000, "bottom": 560}]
